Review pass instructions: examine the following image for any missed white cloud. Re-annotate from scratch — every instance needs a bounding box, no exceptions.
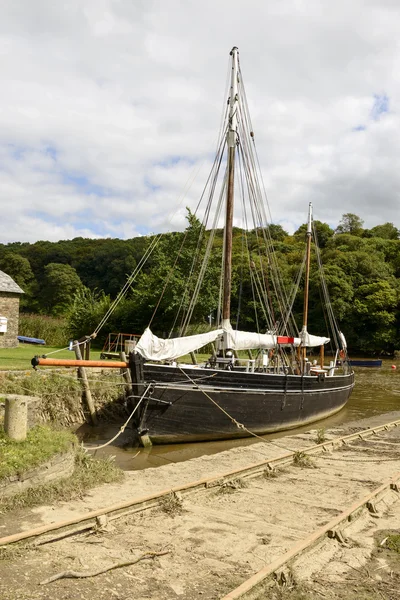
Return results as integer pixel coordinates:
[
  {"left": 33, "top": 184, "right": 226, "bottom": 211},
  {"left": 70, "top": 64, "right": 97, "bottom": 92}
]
[{"left": 0, "top": 0, "right": 400, "bottom": 243}]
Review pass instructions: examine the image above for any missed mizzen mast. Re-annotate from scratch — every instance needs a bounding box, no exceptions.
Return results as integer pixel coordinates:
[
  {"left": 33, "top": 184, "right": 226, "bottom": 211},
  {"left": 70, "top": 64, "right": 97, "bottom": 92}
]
[{"left": 222, "top": 46, "right": 239, "bottom": 330}]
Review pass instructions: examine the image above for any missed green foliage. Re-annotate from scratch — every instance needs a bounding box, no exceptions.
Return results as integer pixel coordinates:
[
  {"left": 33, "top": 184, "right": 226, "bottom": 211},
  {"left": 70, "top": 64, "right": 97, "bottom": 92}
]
[
  {"left": 41, "top": 262, "right": 84, "bottom": 316},
  {"left": 67, "top": 287, "right": 111, "bottom": 341},
  {"left": 349, "top": 279, "right": 399, "bottom": 352},
  {"left": 266, "top": 223, "right": 289, "bottom": 241},
  {"left": 293, "top": 451, "right": 316, "bottom": 469},
  {"left": 335, "top": 213, "right": 364, "bottom": 236},
  {"left": 0, "top": 253, "right": 38, "bottom": 310},
  {"left": 295, "top": 220, "right": 334, "bottom": 248},
  {"left": 386, "top": 534, "right": 400, "bottom": 553},
  {"left": 0, "top": 425, "right": 75, "bottom": 480},
  {"left": 365, "top": 222, "right": 400, "bottom": 240},
  {"left": 18, "top": 314, "right": 68, "bottom": 346},
  {"left": 131, "top": 211, "right": 222, "bottom": 333},
  {"left": 0, "top": 448, "right": 123, "bottom": 514},
  {"left": 2, "top": 210, "right": 400, "bottom": 355},
  {"left": 0, "top": 371, "right": 83, "bottom": 423},
  {"left": 0, "top": 345, "right": 102, "bottom": 371},
  {"left": 0, "top": 370, "right": 124, "bottom": 425}
]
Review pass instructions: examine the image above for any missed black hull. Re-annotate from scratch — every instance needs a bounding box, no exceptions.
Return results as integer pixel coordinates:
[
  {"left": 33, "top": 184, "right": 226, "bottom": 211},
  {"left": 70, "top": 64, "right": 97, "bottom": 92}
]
[{"left": 135, "top": 364, "right": 355, "bottom": 444}]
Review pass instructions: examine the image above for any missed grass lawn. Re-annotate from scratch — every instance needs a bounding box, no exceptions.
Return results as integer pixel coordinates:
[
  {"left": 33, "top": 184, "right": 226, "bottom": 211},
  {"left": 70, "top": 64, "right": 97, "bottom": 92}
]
[
  {"left": 0, "top": 345, "right": 102, "bottom": 371},
  {"left": 0, "top": 347, "right": 254, "bottom": 371},
  {"left": 0, "top": 425, "right": 123, "bottom": 515},
  {"left": 0, "top": 425, "right": 76, "bottom": 480}
]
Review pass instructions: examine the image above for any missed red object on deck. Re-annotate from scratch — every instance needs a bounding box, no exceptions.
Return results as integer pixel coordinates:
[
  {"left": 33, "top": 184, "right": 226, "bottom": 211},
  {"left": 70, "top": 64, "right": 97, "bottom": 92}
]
[
  {"left": 277, "top": 336, "right": 295, "bottom": 344},
  {"left": 34, "top": 358, "right": 128, "bottom": 368}
]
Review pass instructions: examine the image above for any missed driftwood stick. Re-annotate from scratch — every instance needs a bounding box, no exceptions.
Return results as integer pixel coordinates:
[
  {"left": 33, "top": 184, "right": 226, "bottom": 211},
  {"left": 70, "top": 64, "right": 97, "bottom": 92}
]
[{"left": 39, "top": 550, "right": 169, "bottom": 585}]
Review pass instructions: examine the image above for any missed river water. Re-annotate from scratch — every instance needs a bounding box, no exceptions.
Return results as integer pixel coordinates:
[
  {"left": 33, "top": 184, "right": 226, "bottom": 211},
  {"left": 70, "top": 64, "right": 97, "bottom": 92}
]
[{"left": 78, "top": 360, "right": 400, "bottom": 471}]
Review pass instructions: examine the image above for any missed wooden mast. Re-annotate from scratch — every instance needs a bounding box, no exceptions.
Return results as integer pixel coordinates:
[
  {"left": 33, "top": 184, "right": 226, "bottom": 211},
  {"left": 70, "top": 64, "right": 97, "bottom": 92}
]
[
  {"left": 301, "top": 202, "right": 313, "bottom": 368},
  {"left": 222, "top": 46, "right": 239, "bottom": 331}
]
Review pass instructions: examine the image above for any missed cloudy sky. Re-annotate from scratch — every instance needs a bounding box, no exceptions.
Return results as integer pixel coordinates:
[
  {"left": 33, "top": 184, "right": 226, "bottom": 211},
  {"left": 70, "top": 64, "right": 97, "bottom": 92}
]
[{"left": 0, "top": 0, "right": 399, "bottom": 243}]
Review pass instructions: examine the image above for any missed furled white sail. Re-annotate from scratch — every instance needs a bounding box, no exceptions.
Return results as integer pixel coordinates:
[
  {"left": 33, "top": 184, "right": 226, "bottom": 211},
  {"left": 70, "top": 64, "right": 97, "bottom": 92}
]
[
  {"left": 300, "top": 327, "right": 330, "bottom": 349},
  {"left": 135, "top": 327, "right": 224, "bottom": 361},
  {"left": 227, "top": 329, "right": 329, "bottom": 350},
  {"left": 225, "top": 329, "right": 278, "bottom": 350},
  {"left": 135, "top": 327, "right": 330, "bottom": 361}
]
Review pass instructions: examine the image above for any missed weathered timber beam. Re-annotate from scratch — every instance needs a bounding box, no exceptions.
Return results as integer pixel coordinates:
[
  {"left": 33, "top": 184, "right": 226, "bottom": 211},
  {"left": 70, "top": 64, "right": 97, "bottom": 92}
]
[{"left": 31, "top": 357, "right": 128, "bottom": 369}]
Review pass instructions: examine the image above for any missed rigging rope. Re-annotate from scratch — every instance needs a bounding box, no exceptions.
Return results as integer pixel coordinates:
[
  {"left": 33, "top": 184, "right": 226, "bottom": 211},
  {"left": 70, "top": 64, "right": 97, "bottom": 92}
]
[{"left": 312, "top": 221, "right": 340, "bottom": 350}]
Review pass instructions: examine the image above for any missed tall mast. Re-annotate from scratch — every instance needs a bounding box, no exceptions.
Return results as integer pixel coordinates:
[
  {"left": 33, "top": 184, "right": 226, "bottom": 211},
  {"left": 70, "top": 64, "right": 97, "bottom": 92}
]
[
  {"left": 301, "top": 202, "right": 313, "bottom": 362},
  {"left": 222, "top": 46, "right": 239, "bottom": 329}
]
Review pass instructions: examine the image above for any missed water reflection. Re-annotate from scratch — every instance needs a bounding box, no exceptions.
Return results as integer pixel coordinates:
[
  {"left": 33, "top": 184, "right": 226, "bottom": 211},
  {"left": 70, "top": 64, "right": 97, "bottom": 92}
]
[{"left": 78, "top": 361, "right": 400, "bottom": 471}]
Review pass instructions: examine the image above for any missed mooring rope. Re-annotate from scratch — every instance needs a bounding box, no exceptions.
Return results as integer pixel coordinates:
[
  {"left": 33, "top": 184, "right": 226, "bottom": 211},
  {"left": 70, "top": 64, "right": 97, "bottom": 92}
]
[
  {"left": 83, "top": 384, "right": 152, "bottom": 451},
  {"left": 42, "top": 338, "right": 88, "bottom": 357},
  {"left": 176, "top": 365, "right": 276, "bottom": 447}
]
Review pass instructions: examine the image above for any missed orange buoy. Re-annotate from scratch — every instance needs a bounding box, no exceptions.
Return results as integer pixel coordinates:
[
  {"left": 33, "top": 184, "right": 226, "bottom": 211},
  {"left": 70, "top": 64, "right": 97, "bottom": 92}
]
[{"left": 391, "top": 365, "right": 396, "bottom": 370}]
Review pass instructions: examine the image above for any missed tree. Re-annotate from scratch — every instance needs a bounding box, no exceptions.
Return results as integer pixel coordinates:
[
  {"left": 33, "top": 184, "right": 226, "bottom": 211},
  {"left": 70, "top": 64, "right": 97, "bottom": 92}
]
[
  {"left": 0, "top": 253, "right": 38, "bottom": 310},
  {"left": 266, "top": 224, "right": 288, "bottom": 242},
  {"left": 335, "top": 213, "right": 364, "bottom": 236},
  {"left": 295, "top": 220, "right": 334, "bottom": 248},
  {"left": 41, "top": 263, "right": 84, "bottom": 316},
  {"left": 0, "top": 253, "right": 34, "bottom": 290},
  {"left": 347, "top": 279, "right": 399, "bottom": 353},
  {"left": 365, "top": 222, "right": 400, "bottom": 240}
]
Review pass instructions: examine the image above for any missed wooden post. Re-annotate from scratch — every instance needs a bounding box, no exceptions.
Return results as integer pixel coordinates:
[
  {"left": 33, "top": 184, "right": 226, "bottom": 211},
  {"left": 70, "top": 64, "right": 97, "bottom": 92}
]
[
  {"left": 74, "top": 341, "right": 97, "bottom": 425},
  {"left": 320, "top": 344, "right": 325, "bottom": 369}
]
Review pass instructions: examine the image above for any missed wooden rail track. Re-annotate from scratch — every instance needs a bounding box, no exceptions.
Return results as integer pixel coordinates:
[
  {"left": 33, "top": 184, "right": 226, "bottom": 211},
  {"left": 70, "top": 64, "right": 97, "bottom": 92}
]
[{"left": 221, "top": 471, "right": 400, "bottom": 599}]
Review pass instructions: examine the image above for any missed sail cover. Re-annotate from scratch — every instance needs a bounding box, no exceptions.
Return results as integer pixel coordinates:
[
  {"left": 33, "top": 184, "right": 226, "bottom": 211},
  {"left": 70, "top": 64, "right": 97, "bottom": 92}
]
[
  {"left": 135, "top": 327, "right": 330, "bottom": 361},
  {"left": 135, "top": 327, "right": 224, "bottom": 361}
]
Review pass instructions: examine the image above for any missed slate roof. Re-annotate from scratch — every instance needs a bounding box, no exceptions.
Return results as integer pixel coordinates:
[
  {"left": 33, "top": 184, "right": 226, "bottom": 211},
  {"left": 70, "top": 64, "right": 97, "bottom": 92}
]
[{"left": 0, "top": 270, "right": 24, "bottom": 294}]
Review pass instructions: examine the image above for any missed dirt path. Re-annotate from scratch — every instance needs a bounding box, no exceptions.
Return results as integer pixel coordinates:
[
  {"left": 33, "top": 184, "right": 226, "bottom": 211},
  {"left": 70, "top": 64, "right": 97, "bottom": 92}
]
[{"left": 1, "top": 412, "right": 400, "bottom": 599}]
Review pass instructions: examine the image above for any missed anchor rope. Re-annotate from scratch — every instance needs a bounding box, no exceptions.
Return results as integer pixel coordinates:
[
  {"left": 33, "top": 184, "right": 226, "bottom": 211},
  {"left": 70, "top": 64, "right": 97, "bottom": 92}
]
[
  {"left": 83, "top": 384, "right": 152, "bottom": 451},
  {"left": 177, "top": 365, "right": 275, "bottom": 446}
]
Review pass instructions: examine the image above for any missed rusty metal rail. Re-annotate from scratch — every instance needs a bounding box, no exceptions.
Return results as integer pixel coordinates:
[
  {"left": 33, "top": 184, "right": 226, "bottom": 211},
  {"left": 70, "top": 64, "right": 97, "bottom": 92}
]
[{"left": 0, "top": 417, "right": 399, "bottom": 549}]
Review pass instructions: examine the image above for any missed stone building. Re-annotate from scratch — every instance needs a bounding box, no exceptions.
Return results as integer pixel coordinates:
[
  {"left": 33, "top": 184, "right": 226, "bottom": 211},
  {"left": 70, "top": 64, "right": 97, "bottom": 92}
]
[{"left": 0, "top": 270, "right": 24, "bottom": 348}]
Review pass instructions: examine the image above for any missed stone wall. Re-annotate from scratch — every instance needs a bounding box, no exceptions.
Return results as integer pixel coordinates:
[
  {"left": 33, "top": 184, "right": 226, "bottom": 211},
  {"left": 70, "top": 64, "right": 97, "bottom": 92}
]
[
  {"left": 0, "top": 293, "right": 20, "bottom": 348},
  {"left": 0, "top": 451, "right": 75, "bottom": 498}
]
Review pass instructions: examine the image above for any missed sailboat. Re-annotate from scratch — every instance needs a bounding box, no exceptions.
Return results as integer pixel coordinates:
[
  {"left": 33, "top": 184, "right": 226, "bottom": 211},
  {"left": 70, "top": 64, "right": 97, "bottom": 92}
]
[
  {"left": 126, "top": 47, "right": 355, "bottom": 444},
  {"left": 32, "top": 47, "right": 354, "bottom": 444}
]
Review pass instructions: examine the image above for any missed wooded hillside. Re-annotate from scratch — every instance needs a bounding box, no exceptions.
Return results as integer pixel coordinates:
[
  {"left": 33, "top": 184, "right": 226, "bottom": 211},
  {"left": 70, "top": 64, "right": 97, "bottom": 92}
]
[{"left": 1, "top": 213, "right": 399, "bottom": 355}]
